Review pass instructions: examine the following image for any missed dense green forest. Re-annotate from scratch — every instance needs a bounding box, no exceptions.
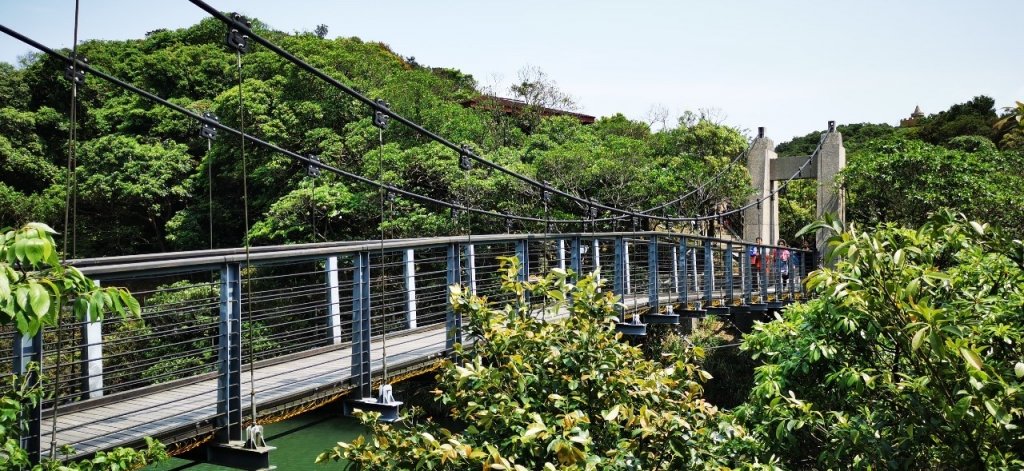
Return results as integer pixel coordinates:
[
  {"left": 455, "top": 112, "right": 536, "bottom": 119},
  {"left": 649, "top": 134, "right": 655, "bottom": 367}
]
[
  {"left": 0, "top": 18, "right": 750, "bottom": 258},
  {"left": 2, "top": 18, "right": 1022, "bottom": 256}
]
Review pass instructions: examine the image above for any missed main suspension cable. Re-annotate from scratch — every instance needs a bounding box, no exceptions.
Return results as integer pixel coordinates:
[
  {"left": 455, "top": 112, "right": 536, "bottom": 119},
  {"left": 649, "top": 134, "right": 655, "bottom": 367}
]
[{"left": 185, "top": 0, "right": 758, "bottom": 224}]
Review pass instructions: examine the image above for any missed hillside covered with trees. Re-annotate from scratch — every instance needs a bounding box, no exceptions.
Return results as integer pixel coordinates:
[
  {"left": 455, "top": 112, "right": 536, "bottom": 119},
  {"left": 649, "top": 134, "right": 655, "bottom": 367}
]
[{"left": 0, "top": 17, "right": 750, "bottom": 257}]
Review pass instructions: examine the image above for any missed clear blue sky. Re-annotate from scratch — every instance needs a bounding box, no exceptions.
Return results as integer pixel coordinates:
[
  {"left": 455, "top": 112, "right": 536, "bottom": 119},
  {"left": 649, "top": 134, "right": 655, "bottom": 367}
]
[{"left": 1, "top": 1, "right": 1021, "bottom": 142}]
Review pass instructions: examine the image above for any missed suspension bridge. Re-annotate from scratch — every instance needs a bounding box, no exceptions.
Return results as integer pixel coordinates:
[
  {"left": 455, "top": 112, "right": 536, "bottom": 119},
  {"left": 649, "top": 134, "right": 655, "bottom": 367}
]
[{"left": 1, "top": 1, "right": 845, "bottom": 468}]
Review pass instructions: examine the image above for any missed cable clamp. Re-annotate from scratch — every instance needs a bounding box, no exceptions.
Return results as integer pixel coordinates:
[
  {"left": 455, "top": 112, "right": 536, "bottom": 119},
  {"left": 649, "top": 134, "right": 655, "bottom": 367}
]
[
  {"left": 541, "top": 181, "right": 552, "bottom": 204},
  {"left": 459, "top": 144, "right": 473, "bottom": 171},
  {"left": 307, "top": 154, "right": 321, "bottom": 178},
  {"left": 226, "top": 13, "right": 252, "bottom": 53},
  {"left": 63, "top": 56, "right": 87, "bottom": 86},
  {"left": 373, "top": 99, "right": 390, "bottom": 129},
  {"left": 200, "top": 112, "right": 219, "bottom": 140}
]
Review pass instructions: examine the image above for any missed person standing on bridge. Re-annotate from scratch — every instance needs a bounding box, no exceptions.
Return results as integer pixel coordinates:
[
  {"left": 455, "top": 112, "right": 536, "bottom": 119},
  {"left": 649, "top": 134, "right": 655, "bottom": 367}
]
[
  {"left": 749, "top": 237, "right": 763, "bottom": 291},
  {"left": 775, "top": 239, "right": 792, "bottom": 290}
]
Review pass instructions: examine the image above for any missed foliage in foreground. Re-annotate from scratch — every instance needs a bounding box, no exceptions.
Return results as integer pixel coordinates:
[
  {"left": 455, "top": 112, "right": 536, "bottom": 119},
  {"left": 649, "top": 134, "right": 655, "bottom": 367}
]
[
  {"left": 737, "top": 212, "right": 1024, "bottom": 468},
  {"left": 0, "top": 223, "right": 166, "bottom": 469},
  {"left": 318, "top": 259, "right": 771, "bottom": 470}
]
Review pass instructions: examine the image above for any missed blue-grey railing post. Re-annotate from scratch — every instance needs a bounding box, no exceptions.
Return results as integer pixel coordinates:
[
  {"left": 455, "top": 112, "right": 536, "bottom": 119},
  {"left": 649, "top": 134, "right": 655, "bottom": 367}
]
[
  {"left": 351, "top": 252, "right": 372, "bottom": 399},
  {"left": 514, "top": 239, "right": 529, "bottom": 282},
  {"left": 703, "top": 239, "right": 714, "bottom": 307},
  {"left": 325, "top": 256, "right": 343, "bottom": 344},
  {"left": 592, "top": 239, "right": 601, "bottom": 289},
  {"left": 623, "top": 240, "right": 631, "bottom": 294},
  {"left": 217, "top": 263, "right": 242, "bottom": 443},
  {"left": 14, "top": 331, "right": 42, "bottom": 462},
  {"left": 725, "top": 242, "right": 734, "bottom": 305},
  {"left": 464, "top": 243, "right": 477, "bottom": 294},
  {"left": 760, "top": 246, "right": 769, "bottom": 301},
  {"left": 647, "top": 235, "right": 659, "bottom": 312},
  {"left": 678, "top": 236, "right": 688, "bottom": 303},
  {"left": 82, "top": 280, "right": 104, "bottom": 399},
  {"left": 613, "top": 236, "right": 625, "bottom": 318},
  {"left": 742, "top": 244, "right": 752, "bottom": 303},
  {"left": 403, "top": 249, "right": 418, "bottom": 329},
  {"left": 569, "top": 237, "right": 581, "bottom": 275},
  {"left": 445, "top": 243, "right": 462, "bottom": 350}
]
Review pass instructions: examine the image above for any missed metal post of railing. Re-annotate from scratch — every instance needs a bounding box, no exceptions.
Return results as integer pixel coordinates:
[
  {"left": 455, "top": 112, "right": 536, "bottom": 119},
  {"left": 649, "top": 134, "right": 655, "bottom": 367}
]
[
  {"left": 760, "top": 246, "right": 769, "bottom": 301},
  {"left": 515, "top": 239, "right": 529, "bottom": 282},
  {"left": 557, "top": 238, "right": 566, "bottom": 270},
  {"left": 216, "top": 262, "right": 242, "bottom": 443},
  {"left": 325, "top": 256, "right": 343, "bottom": 344},
  {"left": 647, "top": 235, "right": 659, "bottom": 312},
  {"left": 569, "top": 237, "right": 581, "bottom": 275},
  {"left": 613, "top": 236, "right": 625, "bottom": 318},
  {"left": 742, "top": 244, "right": 752, "bottom": 304},
  {"left": 403, "top": 249, "right": 418, "bottom": 329},
  {"left": 82, "top": 280, "right": 104, "bottom": 399},
  {"left": 445, "top": 243, "right": 462, "bottom": 350},
  {"left": 703, "top": 239, "right": 714, "bottom": 307},
  {"left": 623, "top": 240, "right": 632, "bottom": 294},
  {"left": 671, "top": 244, "right": 680, "bottom": 296},
  {"left": 725, "top": 242, "right": 735, "bottom": 305},
  {"left": 678, "top": 236, "right": 688, "bottom": 304},
  {"left": 592, "top": 239, "right": 601, "bottom": 288},
  {"left": 351, "top": 252, "right": 372, "bottom": 399},
  {"left": 13, "top": 331, "right": 42, "bottom": 463},
  {"left": 464, "top": 243, "right": 477, "bottom": 294}
]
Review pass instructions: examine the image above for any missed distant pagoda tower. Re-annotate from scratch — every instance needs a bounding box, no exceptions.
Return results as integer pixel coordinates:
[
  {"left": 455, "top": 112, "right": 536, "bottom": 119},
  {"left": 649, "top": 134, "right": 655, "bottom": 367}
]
[{"left": 900, "top": 105, "right": 925, "bottom": 127}]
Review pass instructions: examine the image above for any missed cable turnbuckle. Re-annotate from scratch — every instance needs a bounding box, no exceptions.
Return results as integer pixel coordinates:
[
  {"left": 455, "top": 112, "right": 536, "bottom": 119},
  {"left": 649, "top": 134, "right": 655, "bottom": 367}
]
[
  {"left": 63, "top": 57, "right": 87, "bottom": 86},
  {"left": 373, "top": 99, "right": 390, "bottom": 129},
  {"left": 226, "top": 13, "right": 252, "bottom": 53},
  {"left": 200, "top": 112, "right": 219, "bottom": 140}
]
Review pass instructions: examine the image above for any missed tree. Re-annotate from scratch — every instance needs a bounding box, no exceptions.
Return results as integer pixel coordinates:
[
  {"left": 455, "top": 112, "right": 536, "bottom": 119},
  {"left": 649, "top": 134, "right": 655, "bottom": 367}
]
[
  {"left": 314, "top": 24, "right": 329, "bottom": 39},
  {"left": 0, "top": 223, "right": 167, "bottom": 469},
  {"left": 736, "top": 212, "right": 1024, "bottom": 468},
  {"left": 995, "top": 100, "right": 1024, "bottom": 150},
  {"left": 843, "top": 137, "right": 1024, "bottom": 236},
  {"left": 318, "top": 260, "right": 770, "bottom": 469},
  {"left": 917, "top": 95, "right": 999, "bottom": 146}
]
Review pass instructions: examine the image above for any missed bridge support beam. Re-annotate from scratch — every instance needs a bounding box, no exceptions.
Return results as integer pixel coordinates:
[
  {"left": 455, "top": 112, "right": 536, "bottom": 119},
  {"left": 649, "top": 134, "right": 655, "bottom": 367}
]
[
  {"left": 14, "top": 332, "right": 42, "bottom": 464},
  {"left": 217, "top": 263, "right": 243, "bottom": 444},
  {"left": 743, "top": 133, "right": 777, "bottom": 245},
  {"left": 743, "top": 125, "right": 846, "bottom": 266},
  {"left": 816, "top": 127, "right": 846, "bottom": 262}
]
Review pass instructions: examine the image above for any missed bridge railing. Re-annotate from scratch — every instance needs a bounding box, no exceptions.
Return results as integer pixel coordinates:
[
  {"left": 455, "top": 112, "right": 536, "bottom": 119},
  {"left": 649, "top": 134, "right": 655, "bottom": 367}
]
[{"left": 9, "top": 232, "right": 812, "bottom": 459}]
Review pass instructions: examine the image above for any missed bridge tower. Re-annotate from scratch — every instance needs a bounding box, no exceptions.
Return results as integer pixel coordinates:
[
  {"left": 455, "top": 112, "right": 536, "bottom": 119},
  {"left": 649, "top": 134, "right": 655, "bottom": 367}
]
[{"left": 742, "top": 122, "right": 846, "bottom": 262}]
